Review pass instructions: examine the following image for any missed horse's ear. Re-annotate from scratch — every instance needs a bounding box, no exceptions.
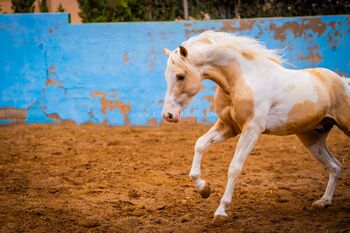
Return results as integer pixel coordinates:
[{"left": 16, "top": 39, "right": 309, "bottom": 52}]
[
  {"left": 163, "top": 48, "right": 171, "bottom": 57},
  {"left": 179, "top": 46, "right": 188, "bottom": 58}
]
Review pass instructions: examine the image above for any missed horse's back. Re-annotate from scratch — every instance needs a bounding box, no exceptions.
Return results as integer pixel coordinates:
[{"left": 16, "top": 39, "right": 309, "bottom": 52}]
[
  {"left": 212, "top": 67, "right": 350, "bottom": 135},
  {"left": 307, "top": 68, "right": 350, "bottom": 111},
  {"left": 263, "top": 67, "right": 349, "bottom": 135}
]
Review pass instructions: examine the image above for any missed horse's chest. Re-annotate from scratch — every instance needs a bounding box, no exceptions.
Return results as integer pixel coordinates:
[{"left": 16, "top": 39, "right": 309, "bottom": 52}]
[{"left": 215, "top": 93, "right": 254, "bottom": 130}]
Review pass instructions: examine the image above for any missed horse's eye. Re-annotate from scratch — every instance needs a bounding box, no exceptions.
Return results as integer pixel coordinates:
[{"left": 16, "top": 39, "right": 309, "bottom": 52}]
[{"left": 177, "top": 74, "right": 185, "bottom": 81}]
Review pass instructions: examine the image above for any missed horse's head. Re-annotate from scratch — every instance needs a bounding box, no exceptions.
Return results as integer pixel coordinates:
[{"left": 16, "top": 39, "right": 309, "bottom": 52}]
[{"left": 162, "top": 46, "right": 202, "bottom": 123}]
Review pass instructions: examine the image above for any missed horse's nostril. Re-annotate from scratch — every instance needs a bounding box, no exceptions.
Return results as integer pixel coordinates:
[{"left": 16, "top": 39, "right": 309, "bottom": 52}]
[{"left": 167, "top": 113, "right": 173, "bottom": 120}]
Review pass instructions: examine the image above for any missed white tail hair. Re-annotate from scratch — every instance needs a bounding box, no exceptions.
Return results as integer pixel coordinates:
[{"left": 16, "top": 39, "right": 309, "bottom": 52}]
[{"left": 341, "top": 77, "right": 350, "bottom": 85}]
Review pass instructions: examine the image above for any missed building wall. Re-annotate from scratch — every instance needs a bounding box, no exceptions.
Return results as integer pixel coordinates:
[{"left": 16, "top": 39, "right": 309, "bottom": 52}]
[
  {"left": 0, "top": 14, "right": 349, "bottom": 125},
  {"left": 0, "top": 0, "right": 12, "bottom": 14},
  {"left": 45, "top": 0, "right": 81, "bottom": 23},
  {"left": 0, "top": 0, "right": 81, "bottom": 23}
]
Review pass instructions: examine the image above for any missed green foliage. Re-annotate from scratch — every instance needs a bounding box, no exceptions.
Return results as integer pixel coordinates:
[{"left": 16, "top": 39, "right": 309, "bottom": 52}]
[
  {"left": 39, "top": 0, "right": 49, "bottom": 13},
  {"left": 11, "top": 0, "right": 36, "bottom": 13},
  {"left": 239, "top": 0, "right": 350, "bottom": 19},
  {"left": 78, "top": 0, "right": 183, "bottom": 22},
  {"left": 77, "top": 0, "right": 350, "bottom": 23},
  {"left": 150, "top": 0, "right": 182, "bottom": 21}
]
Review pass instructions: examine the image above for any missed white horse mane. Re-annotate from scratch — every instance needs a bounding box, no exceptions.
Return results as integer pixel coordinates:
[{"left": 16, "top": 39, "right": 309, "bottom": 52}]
[{"left": 182, "top": 30, "right": 285, "bottom": 65}]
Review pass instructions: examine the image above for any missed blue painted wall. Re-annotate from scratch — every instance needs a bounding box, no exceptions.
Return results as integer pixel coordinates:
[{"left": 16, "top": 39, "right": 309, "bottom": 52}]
[{"left": 0, "top": 13, "right": 349, "bottom": 125}]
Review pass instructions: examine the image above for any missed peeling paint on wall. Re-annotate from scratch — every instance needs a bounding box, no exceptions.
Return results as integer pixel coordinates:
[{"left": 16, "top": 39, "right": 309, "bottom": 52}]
[
  {"left": 221, "top": 19, "right": 256, "bottom": 32},
  {"left": 0, "top": 107, "right": 27, "bottom": 122},
  {"left": 202, "top": 96, "right": 214, "bottom": 112},
  {"left": 46, "top": 113, "right": 62, "bottom": 121},
  {"left": 269, "top": 18, "right": 328, "bottom": 41},
  {"left": 123, "top": 52, "right": 129, "bottom": 64},
  {"left": 299, "top": 45, "right": 323, "bottom": 64},
  {"left": 147, "top": 118, "right": 157, "bottom": 125},
  {"left": 92, "top": 91, "right": 131, "bottom": 125},
  {"left": 46, "top": 78, "right": 62, "bottom": 87},
  {"left": 0, "top": 14, "right": 349, "bottom": 125}
]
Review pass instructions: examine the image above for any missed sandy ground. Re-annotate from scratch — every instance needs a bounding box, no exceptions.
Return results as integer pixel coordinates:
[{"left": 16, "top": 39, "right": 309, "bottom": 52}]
[{"left": 0, "top": 122, "right": 349, "bottom": 232}]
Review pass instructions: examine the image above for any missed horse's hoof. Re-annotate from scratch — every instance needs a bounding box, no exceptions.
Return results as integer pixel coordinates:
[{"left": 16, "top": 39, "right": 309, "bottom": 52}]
[
  {"left": 311, "top": 199, "right": 331, "bottom": 209},
  {"left": 198, "top": 182, "right": 211, "bottom": 198},
  {"left": 212, "top": 215, "right": 228, "bottom": 225}
]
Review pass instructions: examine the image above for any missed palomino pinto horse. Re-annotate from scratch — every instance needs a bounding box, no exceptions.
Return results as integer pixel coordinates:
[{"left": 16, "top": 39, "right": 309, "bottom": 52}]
[{"left": 162, "top": 31, "right": 350, "bottom": 225}]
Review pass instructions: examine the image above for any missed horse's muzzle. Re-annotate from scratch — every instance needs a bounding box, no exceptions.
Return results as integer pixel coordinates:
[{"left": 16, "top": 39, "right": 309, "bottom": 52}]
[{"left": 163, "top": 111, "right": 181, "bottom": 123}]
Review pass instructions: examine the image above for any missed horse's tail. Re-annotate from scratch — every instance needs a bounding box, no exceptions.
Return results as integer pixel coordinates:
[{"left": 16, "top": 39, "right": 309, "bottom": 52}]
[{"left": 341, "top": 77, "right": 350, "bottom": 85}]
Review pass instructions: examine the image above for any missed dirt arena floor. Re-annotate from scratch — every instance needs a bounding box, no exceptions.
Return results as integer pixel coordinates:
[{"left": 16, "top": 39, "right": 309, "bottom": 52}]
[{"left": 0, "top": 122, "right": 350, "bottom": 232}]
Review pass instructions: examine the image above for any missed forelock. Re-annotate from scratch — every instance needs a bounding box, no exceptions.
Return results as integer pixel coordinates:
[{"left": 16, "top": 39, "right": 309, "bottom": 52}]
[{"left": 167, "top": 50, "right": 190, "bottom": 74}]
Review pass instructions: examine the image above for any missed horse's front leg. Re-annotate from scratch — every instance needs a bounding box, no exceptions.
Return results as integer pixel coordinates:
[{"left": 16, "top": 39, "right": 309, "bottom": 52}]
[
  {"left": 189, "top": 120, "right": 235, "bottom": 198},
  {"left": 213, "top": 125, "right": 262, "bottom": 225}
]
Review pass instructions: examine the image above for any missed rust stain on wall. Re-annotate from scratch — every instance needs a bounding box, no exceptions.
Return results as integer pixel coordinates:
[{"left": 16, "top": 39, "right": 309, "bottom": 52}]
[
  {"left": 302, "top": 18, "right": 327, "bottom": 36},
  {"left": 184, "top": 19, "right": 256, "bottom": 36},
  {"left": 149, "top": 48, "right": 156, "bottom": 72},
  {"left": 114, "top": 101, "right": 131, "bottom": 125},
  {"left": 0, "top": 107, "right": 27, "bottom": 122},
  {"left": 147, "top": 118, "right": 157, "bottom": 125},
  {"left": 185, "top": 27, "right": 206, "bottom": 36},
  {"left": 328, "top": 22, "right": 336, "bottom": 31},
  {"left": 203, "top": 109, "right": 207, "bottom": 116},
  {"left": 269, "top": 18, "right": 327, "bottom": 41},
  {"left": 92, "top": 90, "right": 107, "bottom": 97},
  {"left": 123, "top": 51, "right": 129, "bottom": 64},
  {"left": 202, "top": 96, "right": 214, "bottom": 111},
  {"left": 327, "top": 33, "right": 339, "bottom": 49},
  {"left": 47, "top": 113, "right": 62, "bottom": 121},
  {"left": 299, "top": 53, "right": 322, "bottom": 64},
  {"left": 46, "top": 78, "right": 61, "bottom": 87},
  {"left": 48, "top": 65, "right": 55, "bottom": 75},
  {"left": 92, "top": 90, "right": 131, "bottom": 125},
  {"left": 221, "top": 19, "right": 256, "bottom": 32},
  {"left": 324, "top": 21, "right": 343, "bottom": 48},
  {"left": 299, "top": 45, "right": 323, "bottom": 64}
]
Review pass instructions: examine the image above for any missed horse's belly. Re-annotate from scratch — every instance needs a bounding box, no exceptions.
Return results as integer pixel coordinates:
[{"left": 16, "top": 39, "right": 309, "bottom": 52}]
[{"left": 264, "top": 102, "right": 327, "bottom": 135}]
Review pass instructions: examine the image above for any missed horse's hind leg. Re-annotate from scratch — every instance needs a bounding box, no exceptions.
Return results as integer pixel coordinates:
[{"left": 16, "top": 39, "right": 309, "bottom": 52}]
[
  {"left": 297, "top": 130, "right": 341, "bottom": 208},
  {"left": 189, "top": 120, "right": 236, "bottom": 198},
  {"left": 335, "top": 90, "right": 350, "bottom": 137}
]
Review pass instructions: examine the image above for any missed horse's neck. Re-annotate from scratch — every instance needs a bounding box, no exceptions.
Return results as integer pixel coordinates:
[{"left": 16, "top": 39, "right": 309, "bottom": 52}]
[
  {"left": 195, "top": 53, "right": 250, "bottom": 94},
  {"left": 194, "top": 46, "right": 283, "bottom": 94}
]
